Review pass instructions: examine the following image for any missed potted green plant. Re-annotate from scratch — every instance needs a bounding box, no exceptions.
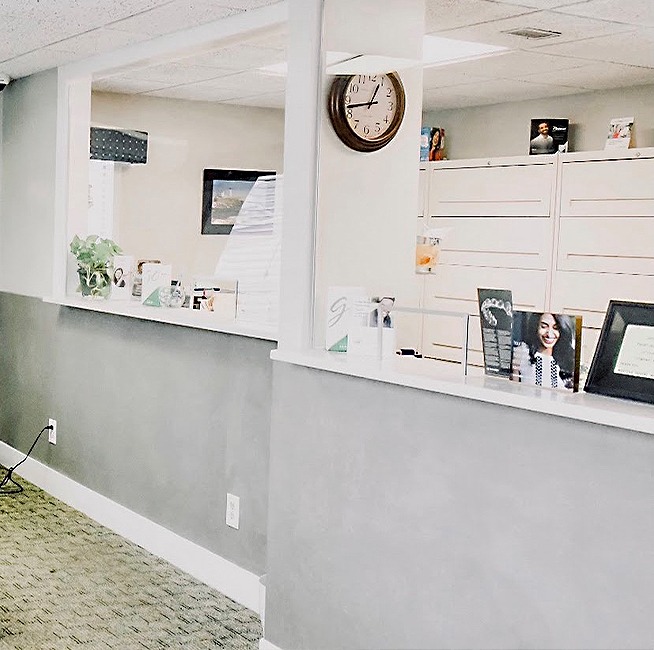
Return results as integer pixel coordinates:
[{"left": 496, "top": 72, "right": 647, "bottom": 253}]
[{"left": 70, "top": 234, "right": 123, "bottom": 299}]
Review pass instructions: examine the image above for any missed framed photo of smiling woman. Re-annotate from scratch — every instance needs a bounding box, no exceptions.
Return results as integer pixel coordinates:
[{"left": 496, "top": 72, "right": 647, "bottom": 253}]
[{"left": 511, "top": 311, "right": 583, "bottom": 392}]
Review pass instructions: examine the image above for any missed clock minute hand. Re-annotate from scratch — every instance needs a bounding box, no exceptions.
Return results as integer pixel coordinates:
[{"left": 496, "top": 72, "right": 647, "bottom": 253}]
[
  {"left": 346, "top": 100, "right": 379, "bottom": 109},
  {"left": 366, "top": 84, "right": 380, "bottom": 109}
]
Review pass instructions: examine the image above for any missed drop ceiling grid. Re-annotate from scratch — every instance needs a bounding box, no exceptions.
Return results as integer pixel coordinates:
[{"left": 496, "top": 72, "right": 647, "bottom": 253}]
[{"left": 0, "top": 0, "right": 652, "bottom": 110}]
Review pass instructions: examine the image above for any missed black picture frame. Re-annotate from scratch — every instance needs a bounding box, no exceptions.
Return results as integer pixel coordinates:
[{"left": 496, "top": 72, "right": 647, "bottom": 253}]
[
  {"left": 528, "top": 118, "right": 569, "bottom": 155},
  {"left": 584, "top": 300, "right": 654, "bottom": 405},
  {"left": 201, "top": 168, "right": 275, "bottom": 235}
]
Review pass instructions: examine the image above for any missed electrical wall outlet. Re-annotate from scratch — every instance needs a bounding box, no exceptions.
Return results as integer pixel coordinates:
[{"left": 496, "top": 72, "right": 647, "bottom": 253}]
[
  {"left": 226, "top": 493, "right": 240, "bottom": 529},
  {"left": 48, "top": 418, "right": 57, "bottom": 445}
]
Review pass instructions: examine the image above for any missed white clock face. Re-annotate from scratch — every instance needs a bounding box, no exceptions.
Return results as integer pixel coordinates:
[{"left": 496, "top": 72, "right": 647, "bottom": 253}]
[{"left": 343, "top": 74, "right": 399, "bottom": 142}]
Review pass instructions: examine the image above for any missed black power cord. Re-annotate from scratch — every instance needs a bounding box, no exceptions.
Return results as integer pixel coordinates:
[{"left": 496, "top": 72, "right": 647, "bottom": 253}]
[{"left": 0, "top": 424, "right": 53, "bottom": 496}]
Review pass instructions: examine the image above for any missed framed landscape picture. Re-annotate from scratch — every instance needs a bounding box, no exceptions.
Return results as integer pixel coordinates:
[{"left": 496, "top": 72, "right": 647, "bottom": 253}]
[
  {"left": 584, "top": 301, "right": 654, "bottom": 405},
  {"left": 201, "top": 168, "right": 275, "bottom": 235}
]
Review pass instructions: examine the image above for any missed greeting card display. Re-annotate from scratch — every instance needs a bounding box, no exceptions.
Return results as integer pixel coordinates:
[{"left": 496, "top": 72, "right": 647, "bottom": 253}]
[
  {"left": 477, "top": 288, "right": 514, "bottom": 377},
  {"left": 605, "top": 116, "right": 634, "bottom": 149},
  {"left": 141, "top": 263, "right": 172, "bottom": 307},
  {"left": 109, "top": 255, "right": 133, "bottom": 301}
]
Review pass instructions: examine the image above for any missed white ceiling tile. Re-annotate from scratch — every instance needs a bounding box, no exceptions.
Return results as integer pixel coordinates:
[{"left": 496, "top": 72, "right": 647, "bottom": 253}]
[
  {"left": 0, "top": 0, "right": 172, "bottom": 22},
  {"left": 553, "top": 0, "right": 654, "bottom": 28},
  {"left": 423, "top": 76, "right": 586, "bottom": 110},
  {"left": 112, "top": 61, "right": 232, "bottom": 84},
  {"left": 222, "top": 91, "right": 285, "bottom": 108},
  {"left": 48, "top": 28, "right": 148, "bottom": 57},
  {"left": 423, "top": 67, "right": 491, "bottom": 88},
  {"left": 243, "top": 29, "right": 288, "bottom": 50},
  {"left": 92, "top": 76, "right": 171, "bottom": 94},
  {"left": 183, "top": 69, "right": 285, "bottom": 93},
  {"left": 424, "top": 50, "right": 590, "bottom": 82},
  {"left": 425, "top": 0, "right": 536, "bottom": 34},
  {"left": 1, "top": 0, "right": 653, "bottom": 111},
  {"left": 512, "top": 60, "right": 654, "bottom": 90},
  {"left": 108, "top": 1, "right": 239, "bottom": 37},
  {"left": 0, "top": 17, "right": 70, "bottom": 59},
  {"left": 536, "top": 28, "right": 654, "bottom": 68},
  {"left": 0, "top": 47, "right": 79, "bottom": 78},
  {"left": 208, "top": 0, "right": 284, "bottom": 8},
  {"left": 0, "top": 0, "right": 172, "bottom": 53},
  {"left": 181, "top": 43, "right": 284, "bottom": 69},
  {"left": 439, "top": 10, "right": 632, "bottom": 48},
  {"left": 489, "top": 0, "right": 596, "bottom": 8},
  {"left": 145, "top": 84, "right": 244, "bottom": 101}
]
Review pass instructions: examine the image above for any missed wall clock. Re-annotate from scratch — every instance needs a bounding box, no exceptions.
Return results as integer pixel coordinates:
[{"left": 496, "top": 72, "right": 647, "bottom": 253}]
[{"left": 327, "top": 72, "right": 406, "bottom": 153}]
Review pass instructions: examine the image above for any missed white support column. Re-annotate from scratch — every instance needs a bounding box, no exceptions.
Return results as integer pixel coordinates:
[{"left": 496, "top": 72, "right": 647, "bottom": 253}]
[
  {"left": 53, "top": 74, "right": 92, "bottom": 298},
  {"left": 277, "top": 0, "right": 324, "bottom": 352}
]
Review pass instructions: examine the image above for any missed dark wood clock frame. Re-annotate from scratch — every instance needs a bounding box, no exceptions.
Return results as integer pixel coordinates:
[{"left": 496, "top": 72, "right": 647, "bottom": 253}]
[{"left": 327, "top": 71, "right": 406, "bottom": 153}]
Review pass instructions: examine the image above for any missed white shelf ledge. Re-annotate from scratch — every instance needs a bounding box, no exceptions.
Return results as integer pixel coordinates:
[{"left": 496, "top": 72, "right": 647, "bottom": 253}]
[
  {"left": 43, "top": 295, "right": 278, "bottom": 342},
  {"left": 271, "top": 348, "right": 654, "bottom": 436}
]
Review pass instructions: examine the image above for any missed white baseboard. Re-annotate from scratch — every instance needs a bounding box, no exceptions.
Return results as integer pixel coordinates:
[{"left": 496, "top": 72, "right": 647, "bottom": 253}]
[
  {"left": 259, "top": 639, "right": 285, "bottom": 650},
  {"left": 0, "top": 441, "right": 263, "bottom": 614}
]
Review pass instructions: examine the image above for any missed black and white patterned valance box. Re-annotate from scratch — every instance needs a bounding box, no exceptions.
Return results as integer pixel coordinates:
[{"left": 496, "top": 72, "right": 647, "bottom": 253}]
[{"left": 90, "top": 127, "right": 148, "bottom": 164}]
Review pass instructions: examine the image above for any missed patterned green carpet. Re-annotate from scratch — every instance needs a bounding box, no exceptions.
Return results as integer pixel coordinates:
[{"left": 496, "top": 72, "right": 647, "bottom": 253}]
[{"left": 0, "top": 471, "right": 262, "bottom": 649}]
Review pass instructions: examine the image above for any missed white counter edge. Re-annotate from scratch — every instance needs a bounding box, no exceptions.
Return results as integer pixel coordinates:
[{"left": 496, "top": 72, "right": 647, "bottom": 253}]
[
  {"left": 43, "top": 296, "right": 278, "bottom": 342},
  {"left": 270, "top": 349, "right": 654, "bottom": 436}
]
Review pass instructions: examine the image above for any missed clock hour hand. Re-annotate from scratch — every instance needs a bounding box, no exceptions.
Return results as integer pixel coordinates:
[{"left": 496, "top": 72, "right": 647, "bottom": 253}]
[
  {"left": 346, "top": 100, "right": 379, "bottom": 109},
  {"left": 347, "top": 83, "right": 381, "bottom": 110}
]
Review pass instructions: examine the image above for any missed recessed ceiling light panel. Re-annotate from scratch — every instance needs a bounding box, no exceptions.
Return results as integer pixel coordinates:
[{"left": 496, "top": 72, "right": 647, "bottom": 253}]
[{"left": 422, "top": 35, "right": 508, "bottom": 68}]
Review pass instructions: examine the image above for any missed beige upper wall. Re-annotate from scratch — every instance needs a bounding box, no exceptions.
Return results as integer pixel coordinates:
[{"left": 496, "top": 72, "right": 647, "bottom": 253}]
[
  {"left": 424, "top": 83, "right": 654, "bottom": 161},
  {"left": 91, "top": 92, "right": 285, "bottom": 280}
]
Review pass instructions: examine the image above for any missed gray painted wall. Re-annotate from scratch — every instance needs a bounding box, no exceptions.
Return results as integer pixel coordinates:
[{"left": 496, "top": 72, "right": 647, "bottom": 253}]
[
  {"left": 424, "top": 83, "right": 654, "bottom": 160},
  {"left": 265, "top": 362, "right": 654, "bottom": 650},
  {"left": 0, "top": 292, "right": 275, "bottom": 575}
]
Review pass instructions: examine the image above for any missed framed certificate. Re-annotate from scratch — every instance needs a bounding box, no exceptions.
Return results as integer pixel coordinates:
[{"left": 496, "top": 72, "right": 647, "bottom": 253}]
[{"left": 584, "top": 301, "right": 654, "bottom": 405}]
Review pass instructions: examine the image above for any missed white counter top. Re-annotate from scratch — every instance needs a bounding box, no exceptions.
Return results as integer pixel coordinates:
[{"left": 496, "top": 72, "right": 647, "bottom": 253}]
[
  {"left": 271, "top": 348, "right": 654, "bottom": 436},
  {"left": 44, "top": 295, "right": 278, "bottom": 341}
]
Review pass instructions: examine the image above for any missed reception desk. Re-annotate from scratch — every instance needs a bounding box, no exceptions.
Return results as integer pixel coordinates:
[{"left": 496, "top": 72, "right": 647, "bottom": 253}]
[{"left": 263, "top": 351, "right": 654, "bottom": 650}]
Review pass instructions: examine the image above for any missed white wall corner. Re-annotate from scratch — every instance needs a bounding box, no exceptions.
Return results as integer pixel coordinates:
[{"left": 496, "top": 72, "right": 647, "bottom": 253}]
[{"left": 259, "top": 638, "right": 285, "bottom": 650}]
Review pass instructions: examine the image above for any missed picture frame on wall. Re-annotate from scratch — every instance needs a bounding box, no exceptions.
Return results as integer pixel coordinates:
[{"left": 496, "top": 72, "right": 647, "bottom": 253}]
[
  {"left": 584, "top": 301, "right": 654, "bottom": 405},
  {"left": 201, "top": 168, "right": 275, "bottom": 235}
]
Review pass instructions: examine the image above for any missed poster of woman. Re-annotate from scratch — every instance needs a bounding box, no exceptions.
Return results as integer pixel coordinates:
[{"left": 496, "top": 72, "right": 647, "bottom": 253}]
[
  {"left": 511, "top": 311, "right": 582, "bottom": 391},
  {"left": 428, "top": 127, "right": 445, "bottom": 161}
]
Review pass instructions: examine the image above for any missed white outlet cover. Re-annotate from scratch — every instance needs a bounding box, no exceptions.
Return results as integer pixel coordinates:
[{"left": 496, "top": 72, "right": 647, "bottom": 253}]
[
  {"left": 226, "top": 493, "right": 240, "bottom": 529},
  {"left": 48, "top": 418, "right": 57, "bottom": 444}
]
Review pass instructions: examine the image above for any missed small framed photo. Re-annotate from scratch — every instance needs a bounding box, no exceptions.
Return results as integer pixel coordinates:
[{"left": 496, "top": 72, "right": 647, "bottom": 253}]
[
  {"left": 584, "top": 301, "right": 654, "bottom": 405},
  {"left": 511, "top": 311, "right": 582, "bottom": 392},
  {"left": 529, "top": 118, "right": 569, "bottom": 155}
]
